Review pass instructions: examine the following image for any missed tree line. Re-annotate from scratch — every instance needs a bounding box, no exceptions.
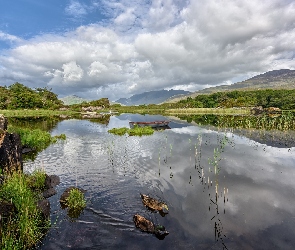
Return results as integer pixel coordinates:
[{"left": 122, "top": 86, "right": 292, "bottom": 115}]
[
  {"left": 0, "top": 83, "right": 110, "bottom": 110},
  {"left": 0, "top": 83, "right": 63, "bottom": 110},
  {"left": 172, "top": 89, "right": 295, "bottom": 110}
]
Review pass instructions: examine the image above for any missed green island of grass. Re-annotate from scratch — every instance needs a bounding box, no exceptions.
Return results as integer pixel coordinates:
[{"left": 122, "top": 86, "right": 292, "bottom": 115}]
[{"left": 108, "top": 125, "right": 155, "bottom": 136}]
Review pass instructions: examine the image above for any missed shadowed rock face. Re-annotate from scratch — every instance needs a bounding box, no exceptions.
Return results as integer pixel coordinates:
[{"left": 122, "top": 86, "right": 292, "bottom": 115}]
[
  {"left": 0, "top": 114, "right": 23, "bottom": 172},
  {"left": 0, "top": 132, "right": 23, "bottom": 172}
]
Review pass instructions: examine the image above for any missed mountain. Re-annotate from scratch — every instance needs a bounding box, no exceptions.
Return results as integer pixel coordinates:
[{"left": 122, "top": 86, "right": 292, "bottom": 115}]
[
  {"left": 116, "top": 89, "right": 191, "bottom": 105},
  {"left": 166, "top": 69, "right": 295, "bottom": 103},
  {"left": 60, "top": 95, "right": 89, "bottom": 105}
]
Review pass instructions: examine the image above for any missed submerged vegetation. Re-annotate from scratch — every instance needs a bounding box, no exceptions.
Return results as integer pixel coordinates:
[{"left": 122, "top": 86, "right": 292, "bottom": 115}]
[
  {"left": 0, "top": 170, "right": 49, "bottom": 249},
  {"left": 108, "top": 126, "right": 155, "bottom": 136}
]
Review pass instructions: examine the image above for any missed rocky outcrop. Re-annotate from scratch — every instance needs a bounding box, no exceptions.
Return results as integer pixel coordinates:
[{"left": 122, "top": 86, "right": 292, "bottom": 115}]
[
  {"left": 37, "top": 199, "right": 51, "bottom": 219},
  {"left": 42, "top": 174, "right": 60, "bottom": 199},
  {"left": 0, "top": 114, "right": 8, "bottom": 130},
  {"left": 0, "top": 132, "right": 23, "bottom": 172},
  {"left": 81, "top": 106, "right": 102, "bottom": 112}
]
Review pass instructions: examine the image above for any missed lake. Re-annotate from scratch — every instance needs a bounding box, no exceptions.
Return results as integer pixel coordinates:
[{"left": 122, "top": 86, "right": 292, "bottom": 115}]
[{"left": 23, "top": 113, "right": 295, "bottom": 249}]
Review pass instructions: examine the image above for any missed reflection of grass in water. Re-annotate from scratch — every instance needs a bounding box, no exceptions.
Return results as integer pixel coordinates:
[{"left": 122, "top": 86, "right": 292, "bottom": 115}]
[{"left": 177, "top": 112, "right": 295, "bottom": 131}]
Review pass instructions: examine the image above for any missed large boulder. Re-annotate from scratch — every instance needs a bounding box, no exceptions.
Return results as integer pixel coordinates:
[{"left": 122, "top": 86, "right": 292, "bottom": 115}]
[{"left": 0, "top": 131, "right": 23, "bottom": 172}]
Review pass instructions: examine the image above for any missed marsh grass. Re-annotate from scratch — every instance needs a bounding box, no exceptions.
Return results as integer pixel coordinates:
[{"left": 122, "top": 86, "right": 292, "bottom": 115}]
[
  {"left": 108, "top": 127, "right": 129, "bottom": 136},
  {"left": 26, "top": 169, "right": 47, "bottom": 191},
  {"left": 217, "top": 112, "right": 295, "bottom": 131},
  {"left": 0, "top": 171, "right": 49, "bottom": 249},
  {"left": 166, "top": 108, "right": 251, "bottom": 115},
  {"left": 0, "top": 109, "right": 76, "bottom": 117},
  {"left": 66, "top": 188, "right": 86, "bottom": 210},
  {"left": 7, "top": 125, "right": 66, "bottom": 151},
  {"left": 64, "top": 188, "right": 87, "bottom": 219},
  {"left": 108, "top": 126, "right": 154, "bottom": 136}
]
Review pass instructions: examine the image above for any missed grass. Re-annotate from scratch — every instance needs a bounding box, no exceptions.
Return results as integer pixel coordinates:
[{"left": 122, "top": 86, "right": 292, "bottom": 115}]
[
  {"left": 26, "top": 169, "right": 47, "bottom": 191},
  {"left": 0, "top": 170, "right": 49, "bottom": 249},
  {"left": 66, "top": 188, "right": 86, "bottom": 210},
  {"left": 64, "top": 188, "right": 87, "bottom": 219},
  {"left": 0, "top": 109, "right": 76, "bottom": 117},
  {"left": 165, "top": 107, "right": 251, "bottom": 115},
  {"left": 108, "top": 125, "right": 155, "bottom": 136},
  {"left": 7, "top": 125, "right": 66, "bottom": 151}
]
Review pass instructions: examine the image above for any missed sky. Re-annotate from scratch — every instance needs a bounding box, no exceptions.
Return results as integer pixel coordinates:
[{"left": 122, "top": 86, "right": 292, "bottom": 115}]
[{"left": 0, "top": 0, "right": 295, "bottom": 101}]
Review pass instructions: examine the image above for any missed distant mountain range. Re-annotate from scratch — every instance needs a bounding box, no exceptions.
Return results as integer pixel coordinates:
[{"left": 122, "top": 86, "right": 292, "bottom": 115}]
[
  {"left": 166, "top": 69, "right": 295, "bottom": 103},
  {"left": 60, "top": 69, "right": 295, "bottom": 106},
  {"left": 115, "top": 89, "right": 191, "bottom": 105},
  {"left": 60, "top": 95, "right": 88, "bottom": 105}
]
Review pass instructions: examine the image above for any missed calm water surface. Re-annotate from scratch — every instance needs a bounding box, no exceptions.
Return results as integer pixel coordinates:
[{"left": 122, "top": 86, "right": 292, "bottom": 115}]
[{"left": 24, "top": 114, "right": 295, "bottom": 250}]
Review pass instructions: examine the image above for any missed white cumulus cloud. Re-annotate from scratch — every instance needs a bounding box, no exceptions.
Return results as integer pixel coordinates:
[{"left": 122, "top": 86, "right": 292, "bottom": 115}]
[{"left": 0, "top": 0, "right": 295, "bottom": 100}]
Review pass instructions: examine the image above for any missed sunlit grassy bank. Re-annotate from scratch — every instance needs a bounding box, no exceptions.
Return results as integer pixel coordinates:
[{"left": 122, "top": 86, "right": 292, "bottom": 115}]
[
  {"left": 0, "top": 170, "right": 49, "bottom": 249},
  {"left": 0, "top": 109, "right": 77, "bottom": 117}
]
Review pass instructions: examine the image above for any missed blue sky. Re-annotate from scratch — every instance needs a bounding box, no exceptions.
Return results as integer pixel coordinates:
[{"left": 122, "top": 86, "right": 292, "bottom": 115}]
[{"left": 0, "top": 0, "right": 295, "bottom": 101}]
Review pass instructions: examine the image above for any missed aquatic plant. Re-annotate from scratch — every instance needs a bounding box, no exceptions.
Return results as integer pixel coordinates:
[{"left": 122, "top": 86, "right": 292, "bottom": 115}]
[
  {"left": 65, "top": 188, "right": 86, "bottom": 211},
  {"left": 128, "top": 125, "right": 154, "bottom": 136},
  {"left": 108, "top": 126, "right": 154, "bottom": 136},
  {"left": 108, "top": 127, "right": 129, "bottom": 136}
]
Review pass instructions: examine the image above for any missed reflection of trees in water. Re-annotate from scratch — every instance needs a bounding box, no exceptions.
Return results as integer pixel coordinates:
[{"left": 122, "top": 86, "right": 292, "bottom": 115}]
[
  {"left": 176, "top": 113, "right": 295, "bottom": 148},
  {"left": 8, "top": 116, "right": 62, "bottom": 132},
  {"left": 83, "top": 115, "right": 110, "bottom": 125}
]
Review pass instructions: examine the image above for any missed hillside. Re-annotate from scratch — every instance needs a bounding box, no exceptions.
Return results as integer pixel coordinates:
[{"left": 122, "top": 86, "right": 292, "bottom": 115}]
[
  {"left": 166, "top": 69, "right": 295, "bottom": 103},
  {"left": 116, "top": 89, "right": 191, "bottom": 105},
  {"left": 60, "top": 95, "right": 89, "bottom": 105}
]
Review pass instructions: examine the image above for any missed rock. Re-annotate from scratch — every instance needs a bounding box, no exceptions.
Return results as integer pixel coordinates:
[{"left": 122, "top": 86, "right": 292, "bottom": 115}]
[
  {"left": 0, "top": 132, "right": 23, "bottom": 172},
  {"left": 266, "top": 107, "right": 282, "bottom": 114},
  {"left": 0, "top": 200, "right": 16, "bottom": 223},
  {"left": 22, "top": 145, "right": 36, "bottom": 154},
  {"left": 0, "top": 175, "right": 4, "bottom": 185},
  {"left": 251, "top": 106, "right": 264, "bottom": 115},
  {"left": 45, "top": 174, "right": 60, "bottom": 189},
  {"left": 42, "top": 188, "right": 57, "bottom": 199},
  {"left": 37, "top": 199, "right": 50, "bottom": 219},
  {"left": 81, "top": 106, "right": 102, "bottom": 112},
  {"left": 0, "top": 114, "right": 8, "bottom": 130}
]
